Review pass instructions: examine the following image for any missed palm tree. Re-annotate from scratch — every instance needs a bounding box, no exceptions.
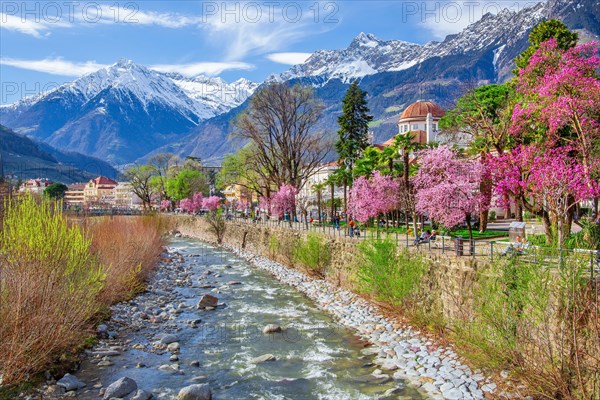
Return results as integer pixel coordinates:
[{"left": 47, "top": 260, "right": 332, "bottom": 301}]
[
  {"left": 312, "top": 182, "right": 326, "bottom": 223},
  {"left": 394, "top": 133, "right": 423, "bottom": 234}
]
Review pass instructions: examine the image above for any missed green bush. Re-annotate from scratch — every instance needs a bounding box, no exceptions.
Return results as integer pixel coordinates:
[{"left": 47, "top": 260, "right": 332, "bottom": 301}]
[
  {"left": 0, "top": 195, "right": 105, "bottom": 384},
  {"left": 356, "top": 237, "right": 428, "bottom": 306},
  {"left": 489, "top": 210, "right": 496, "bottom": 221},
  {"left": 293, "top": 233, "right": 331, "bottom": 275}
]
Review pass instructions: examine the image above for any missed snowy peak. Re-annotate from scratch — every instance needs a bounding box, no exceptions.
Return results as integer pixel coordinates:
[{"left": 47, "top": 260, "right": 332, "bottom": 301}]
[
  {"left": 3, "top": 60, "right": 258, "bottom": 120},
  {"left": 279, "top": 2, "right": 549, "bottom": 83}
]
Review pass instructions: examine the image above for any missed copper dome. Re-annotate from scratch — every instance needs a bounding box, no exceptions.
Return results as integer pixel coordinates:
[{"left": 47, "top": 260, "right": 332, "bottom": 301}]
[{"left": 399, "top": 101, "right": 445, "bottom": 122}]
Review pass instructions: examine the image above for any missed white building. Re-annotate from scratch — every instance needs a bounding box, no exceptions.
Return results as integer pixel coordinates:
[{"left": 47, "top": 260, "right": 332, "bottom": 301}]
[
  {"left": 397, "top": 100, "right": 445, "bottom": 144},
  {"left": 19, "top": 178, "right": 53, "bottom": 194}
]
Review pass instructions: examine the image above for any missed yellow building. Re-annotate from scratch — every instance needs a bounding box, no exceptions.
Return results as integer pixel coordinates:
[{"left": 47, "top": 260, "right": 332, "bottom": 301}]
[{"left": 83, "top": 176, "right": 118, "bottom": 207}]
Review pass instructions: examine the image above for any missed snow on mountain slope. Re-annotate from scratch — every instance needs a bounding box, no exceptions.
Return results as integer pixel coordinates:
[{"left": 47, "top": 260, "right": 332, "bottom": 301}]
[{"left": 278, "top": 3, "right": 546, "bottom": 84}]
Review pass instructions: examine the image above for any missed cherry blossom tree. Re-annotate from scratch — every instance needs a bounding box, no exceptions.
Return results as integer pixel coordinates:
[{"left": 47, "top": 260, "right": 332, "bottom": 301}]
[
  {"left": 179, "top": 198, "right": 193, "bottom": 213},
  {"left": 488, "top": 145, "right": 600, "bottom": 246},
  {"left": 202, "top": 196, "right": 221, "bottom": 211},
  {"left": 160, "top": 200, "right": 171, "bottom": 212},
  {"left": 511, "top": 39, "right": 600, "bottom": 178},
  {"left": 412, "top": 146, "right": 486, "bottom": 240},
  {"left": 271, "top": 184, "right": 298, "bottom": 223},
  {"left": 348, "top": 171, "right": 399, "bottom": 224}
]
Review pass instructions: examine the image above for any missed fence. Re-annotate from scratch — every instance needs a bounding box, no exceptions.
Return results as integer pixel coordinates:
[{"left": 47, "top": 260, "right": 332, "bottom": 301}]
[{"left": 225, "top": 215, "right": 600, "bottom": 279}]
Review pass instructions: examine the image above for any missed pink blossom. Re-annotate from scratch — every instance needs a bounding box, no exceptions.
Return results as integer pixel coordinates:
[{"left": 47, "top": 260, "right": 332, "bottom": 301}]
[
  {"left": 271, "top": 184, "right": 298, "bottom": 218},
  {"left": 412, "top": 146, "right": 486, "bottom": 229},
  {"left": 160, "top": 199, "right": 171, "bottom": 211},
  {"left": 202, "top": 196, "right": 221, "bottom": 211},
  {"left": 348, "top": 171, "right": 400, "bottom": 223}
]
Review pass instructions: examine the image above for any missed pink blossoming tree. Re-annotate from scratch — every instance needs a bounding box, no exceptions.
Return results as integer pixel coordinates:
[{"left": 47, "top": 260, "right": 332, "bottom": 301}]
[
  {"left": 271, "top": 184, "right": 298, "bottom": 223},
  {"left": 202, "top": 196, "right": 221, "bottom": 212},
  {"left": 412, "top": 146, "right": 486, "bottom": 240},
  {"left": 511, "top": 39, "right": 600, "bottom": 177},
  {"left": 348, "top": 171, "right": 399, "bottom": 224},
  {"left": 488, "top": 145, "right": 599, "bottom": 246}
]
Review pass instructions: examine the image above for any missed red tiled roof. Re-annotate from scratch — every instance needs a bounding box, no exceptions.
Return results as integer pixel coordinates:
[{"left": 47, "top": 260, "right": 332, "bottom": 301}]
[{"left": 92, "top": 176, "right": 118, "bottom": 186}]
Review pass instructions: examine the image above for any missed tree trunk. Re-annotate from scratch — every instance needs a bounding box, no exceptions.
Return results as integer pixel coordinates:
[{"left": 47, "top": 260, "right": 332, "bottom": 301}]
[
  {"left": 542, "top": 210, "right": 553, "bottom": 246},
  {"left": 515, "top": 200, "right": 523, "bottom": 222},
  {"left": 479, "top": 209, "right": 489, "bottom": 233},
  {"left": 343, "top": 177, "right": 347, "bottom": 222},
  {"left": 330, "top": 183, "right": 335, "bottom": 223}
]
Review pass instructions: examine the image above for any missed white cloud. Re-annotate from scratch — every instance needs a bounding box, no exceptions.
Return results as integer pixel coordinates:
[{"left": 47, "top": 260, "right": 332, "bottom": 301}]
[
  {"left": 95, "top": 6, "right": 201, "bottom": 28},
  {"left": 0, "top": 57, "right": 108, "bottom": 76},
  {"left": 150, "top": 61, "right": 254, "bottom": 76},
  {"left": 266, "top": 52, "right": 313, "bottom": 65},
  {"left": 0, "top": 13, "right": 70, "bottom": 38},
  {"left": 201, "top": 2, "right": 336, "bottom": 60}
]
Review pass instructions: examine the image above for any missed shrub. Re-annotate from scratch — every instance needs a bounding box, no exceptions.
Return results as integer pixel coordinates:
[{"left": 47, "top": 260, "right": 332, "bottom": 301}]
[
  {"left": 86, "top": 216, "right": 164, "bottom": 305},
  {"left": 356, "top": 237, "right": 428, "bottom": 306},
  {"left": 489, "top": 210, "right": 497, "bottom": 221},
  {"left": 0, "top": 195, "right": 105, "bottom": 384},
  {"left": 293, "top": 233, "right": 331, "bottom": 275}
]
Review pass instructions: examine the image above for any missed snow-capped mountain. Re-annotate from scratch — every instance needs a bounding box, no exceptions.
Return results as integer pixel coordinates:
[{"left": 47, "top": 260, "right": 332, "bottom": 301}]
[
  {"left": 279, "top": 3, "right": 546, "bottom": 84},
  {"left": 165, "top": 73, "right": 259, "bottom": 116},
  {"left": 0, "top": 60, "right": 257, "bottom": 164},
  {"left": 160, "top": 0, "right": 598, "bottom": 164}
]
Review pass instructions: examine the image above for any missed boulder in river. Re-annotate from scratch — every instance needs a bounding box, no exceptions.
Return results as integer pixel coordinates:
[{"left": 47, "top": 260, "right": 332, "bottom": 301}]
[
  {"left": 177, "top": 383, "right": 212, "bottom": 400},
  {"left": 263, "top": 324, "right": 282, "bottom": 334},
  {"left": 160, "top": 334, "right": 179, "bottom": 345},
  {"left": 250, "top": 354, "right": 277, "bottom": 364},
  {"left": 197, "top": 294, "right": 218, "bottom": 309},
  {"left": 131, "top": 389, "right": 153, "bottom": 400},
  {"left": 103, "top": 376, "right": 138, "bottom": 399},
  {"left": 57, "top": 373, "right": 86, "bottom": 391}
]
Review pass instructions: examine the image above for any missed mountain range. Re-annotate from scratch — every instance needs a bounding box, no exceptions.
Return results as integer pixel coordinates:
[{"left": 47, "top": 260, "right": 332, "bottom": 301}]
[
  {"left": 0, "top": 124, "right": 118, "bottom": 183},
  {"left": 0, "top": 0, "right": 598, "bottom": 167}
]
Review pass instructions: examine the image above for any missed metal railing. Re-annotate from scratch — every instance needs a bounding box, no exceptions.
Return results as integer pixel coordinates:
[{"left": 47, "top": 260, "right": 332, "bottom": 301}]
[{"left": 222, "top": 214, "right": 600, "bottom": 278}]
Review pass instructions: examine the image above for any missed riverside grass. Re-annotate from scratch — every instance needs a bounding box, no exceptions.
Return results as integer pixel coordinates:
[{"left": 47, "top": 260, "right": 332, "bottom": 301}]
[
  {"left": 0, "top": 196, "right": 167, "bottom": 387},
  {"left": 292, "top": 232, "right": 331, "bottom": 276}
]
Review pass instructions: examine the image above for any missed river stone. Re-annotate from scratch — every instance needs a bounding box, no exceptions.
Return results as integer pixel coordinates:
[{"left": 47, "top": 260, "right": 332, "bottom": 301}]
[
  {"left": 263, "top": 324, "right": 282, "bottom": 334},
  {"left": 103, "top": 377, "right": 137, "bottom": 399},
  {"left": 167, "top": 342, "right": 180, "bottom": 352},
  {"left": 57, "top": 373, "right": 86, "bottom": 391},
  {"left": 130, "top": 389, "right": 153, "bottom": 400},
  {"left": 160, "top": 334, "right": 179, "bottom": 345},
  {"left": 250, "top": 354, "right": 276, "bottom": 363},
  {"left": 197, "top": 295, "right": 218, "bottom": 309},
  {"left": 177, "top": 384, "right": 212, "bottom": 400}
]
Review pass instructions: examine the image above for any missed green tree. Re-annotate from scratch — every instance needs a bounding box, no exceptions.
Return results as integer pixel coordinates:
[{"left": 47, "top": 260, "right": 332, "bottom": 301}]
[
  {"left": 148, "top": 153, "right": 178, "bottom": 200},
  {"left": 514, "top": 19, "right": 578, "bottom": 71},
  {"left": 216, "top": 145, "right": 271, "bottom": 199},
  {"left": 43, "top": 183, "right": 68, "bottom": 200},
  {"left": 166, "top": 169, "right": 208, "bottom": 201},
  {"left": 336, "top": 80, "right": 373, "bottom": 212}
]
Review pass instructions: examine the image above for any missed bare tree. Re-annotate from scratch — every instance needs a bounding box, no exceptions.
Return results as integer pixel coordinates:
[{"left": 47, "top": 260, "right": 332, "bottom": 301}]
[
  {"left": 123, "top": 165, "right": 154, "bottom": 210},
  {"left": 235, "top": 82, "right": 332, "bottom": 191}
]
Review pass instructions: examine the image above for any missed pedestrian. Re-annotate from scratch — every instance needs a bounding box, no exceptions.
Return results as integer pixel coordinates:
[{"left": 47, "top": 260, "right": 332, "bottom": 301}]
[{"left": 349, "top": 218, "right": 356, "bottom": 237}]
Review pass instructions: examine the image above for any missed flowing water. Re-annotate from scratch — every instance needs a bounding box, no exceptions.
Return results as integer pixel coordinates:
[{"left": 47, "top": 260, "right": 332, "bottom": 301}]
[{"left": 75, "top": 237, "right": 426, "bottom": 399}]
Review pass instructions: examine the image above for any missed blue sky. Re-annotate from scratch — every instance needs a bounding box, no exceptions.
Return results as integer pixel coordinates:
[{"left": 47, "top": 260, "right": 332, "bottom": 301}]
[{"left": 1, "top": 1, "right": 542, "bottom": 104}]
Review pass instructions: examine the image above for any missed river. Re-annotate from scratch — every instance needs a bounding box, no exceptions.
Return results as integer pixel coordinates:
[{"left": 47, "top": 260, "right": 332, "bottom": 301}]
[{"left": 74, "top": 236, "right": 426, "bottom": 399}]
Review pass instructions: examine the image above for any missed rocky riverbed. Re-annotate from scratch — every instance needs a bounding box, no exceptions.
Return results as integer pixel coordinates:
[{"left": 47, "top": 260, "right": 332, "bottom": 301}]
[
  {"left": 225, "top": 245, "right": 502, "bottom": 400},
  {"left": 25, "top": 235, "right": 437, "bottom": 400}
]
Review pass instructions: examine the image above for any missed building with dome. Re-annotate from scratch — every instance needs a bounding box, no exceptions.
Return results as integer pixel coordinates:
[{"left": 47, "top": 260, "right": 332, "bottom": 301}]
[{"left": 397, "top": 100, "right": 445, "bottom": 144}]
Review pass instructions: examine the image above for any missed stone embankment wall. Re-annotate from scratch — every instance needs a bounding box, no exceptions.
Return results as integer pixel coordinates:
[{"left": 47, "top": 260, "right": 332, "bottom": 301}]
[{"left": 176, "top": 216, "right": 479, "bottom": 322}]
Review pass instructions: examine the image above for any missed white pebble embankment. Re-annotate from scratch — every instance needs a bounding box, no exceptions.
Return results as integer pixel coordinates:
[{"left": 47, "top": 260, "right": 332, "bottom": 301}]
[{"left": 227, "top": 244, "right": 500, "bottom": 400}]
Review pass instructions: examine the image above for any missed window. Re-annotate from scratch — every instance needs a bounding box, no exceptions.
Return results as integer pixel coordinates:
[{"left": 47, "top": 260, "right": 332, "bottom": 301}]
[
  {"left": 433, "top": 123, "right": 438, "bottom": 131},
  {"left": 412, "top": 124, "right": 419, "bottom": 130}
]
